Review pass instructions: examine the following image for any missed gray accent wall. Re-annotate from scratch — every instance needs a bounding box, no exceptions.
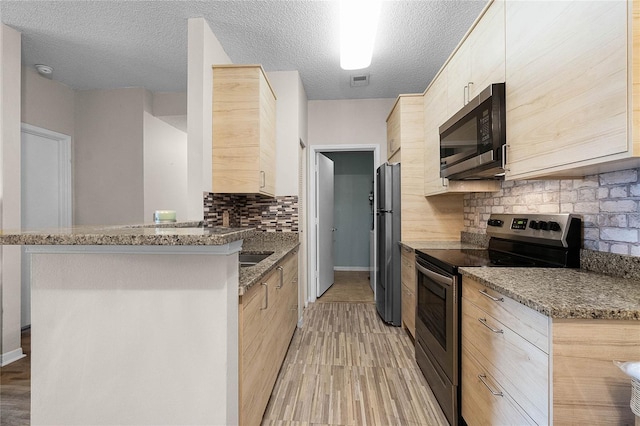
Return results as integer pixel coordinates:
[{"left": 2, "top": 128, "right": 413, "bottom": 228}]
[{"left": 324, "top": 152, "right": 374, "bottom": 269}]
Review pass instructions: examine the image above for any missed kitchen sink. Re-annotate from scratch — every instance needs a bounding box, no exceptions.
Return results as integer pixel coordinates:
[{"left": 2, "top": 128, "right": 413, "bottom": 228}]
[{"left": 239, "top": 252, "right": 274, "bottom": 267}]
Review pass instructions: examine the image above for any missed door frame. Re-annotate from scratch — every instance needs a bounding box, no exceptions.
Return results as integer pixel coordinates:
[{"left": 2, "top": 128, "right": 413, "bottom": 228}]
[
  {"left": 21, "top": 123, "right": 73, "bottom": 227},
  {"left": 307, "top": 144, "right": 380, "bottom": 304}
]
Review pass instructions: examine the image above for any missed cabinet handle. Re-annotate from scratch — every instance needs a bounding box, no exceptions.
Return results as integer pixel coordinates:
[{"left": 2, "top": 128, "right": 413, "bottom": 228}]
[
  {"left": 478, "top": 317, "right": 503, "bottom": 334},
  {"left": 463, "top": 85, "right": 468, "bottom": 105},
  {"left": 276, "top": 266, "right": 284, "bottom": 289},
  {"left": 478, "top": 374, "right": 503, "bottom": 397},
  {"left": 260, "top": 171, "right": 266, "bottom": 188},
  {"left": 479, "top": 289, "right": 504, "bottom": 302},
  {"left": 261, "top": 283, "right": 269, "bottom": 310}
]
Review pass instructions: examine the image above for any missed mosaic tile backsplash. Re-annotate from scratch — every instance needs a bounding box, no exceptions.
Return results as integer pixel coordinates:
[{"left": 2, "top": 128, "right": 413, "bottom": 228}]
[
  {"left": 463, "top": 167, "right": 640, "bottom": 256},
  {"left": 204, "top": 193, "right": 298, "bottom": 232}
]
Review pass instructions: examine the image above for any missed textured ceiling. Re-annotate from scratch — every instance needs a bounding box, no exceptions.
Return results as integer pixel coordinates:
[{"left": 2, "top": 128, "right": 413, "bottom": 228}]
[{"left": 0, "top": 0, "right": 487, "bottom": 100}]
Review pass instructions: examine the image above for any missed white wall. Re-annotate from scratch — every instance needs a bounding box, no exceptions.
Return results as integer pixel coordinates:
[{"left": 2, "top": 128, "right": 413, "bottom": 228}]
[
  {"left": 143, "top": 111, "right": 188, "bottom": 222},
  {"left": 74, "top": 88, "right": 145, "bottom": 225},
  {"left": 187, "top": 18, "right": 231, "bottom": 220},
  {"left": 152, "top": 91, "right": 187, "bottom": 133},
  {"left": 308, "top": 98, "right": 395, "bottom": 167},
  {"left": 1, "top": 23, "right": 24, "bottom": 365},
  {"left": 21, "top": 67, "right": 75, "bottom": 138},
  {"left": 267, "top": 70, "right": 308, "bottom": 196}
]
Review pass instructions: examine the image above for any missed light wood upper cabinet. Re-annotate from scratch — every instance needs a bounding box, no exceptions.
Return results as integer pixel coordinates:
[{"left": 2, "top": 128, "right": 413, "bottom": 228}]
[
  {"left": 423, "top": 1, "right": 502, "bottom": 197},
  {"left": 212, "top": 65, "right": 276, "bottom": 197},
  {"left": 387, "top": 101, "right": 402, "bottom": 161},
  {"left": 423, "top": 72, "right": 501, "bottom": 197},
  {"left": 447, "top": 0, "right": 505, "bottom": 114},
  {"left": 505, "top": 1, "right": 632, "bottom": 179}
]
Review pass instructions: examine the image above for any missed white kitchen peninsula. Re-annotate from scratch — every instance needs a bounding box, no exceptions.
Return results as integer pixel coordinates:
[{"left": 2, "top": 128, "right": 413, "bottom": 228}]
[{"left": 0, "top": 225, "right": 254, "bottom": 425}]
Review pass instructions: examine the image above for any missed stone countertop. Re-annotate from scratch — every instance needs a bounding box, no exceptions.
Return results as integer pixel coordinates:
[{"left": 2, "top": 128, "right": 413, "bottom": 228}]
[
  {"left": 459, "top": 267, "right": 640, "bottom": 320},
  {"left": 399, "top": 240, "right": 482, "bottom": 251},
  {"left": 0, "top": 225, "right": 255, "bottom": 246},
  {"left": 238, "top": 233, "right": 300, "bottom": 296}
]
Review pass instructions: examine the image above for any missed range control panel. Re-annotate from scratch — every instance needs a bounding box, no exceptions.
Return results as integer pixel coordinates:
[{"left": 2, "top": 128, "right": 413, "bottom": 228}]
[{"left": 486, "top": 213, "right": 580, "bottom": 247}]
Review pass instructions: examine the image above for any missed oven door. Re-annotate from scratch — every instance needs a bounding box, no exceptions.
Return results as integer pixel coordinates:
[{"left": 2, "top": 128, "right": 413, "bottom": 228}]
[{"left": 415, "top": 257, "right": 457, "bottom": 384}]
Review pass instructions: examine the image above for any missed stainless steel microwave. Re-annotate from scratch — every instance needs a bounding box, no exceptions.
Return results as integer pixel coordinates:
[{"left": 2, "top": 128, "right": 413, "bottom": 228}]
[{"left": 439, "top": 83, "right": 506, "bottom": 180}]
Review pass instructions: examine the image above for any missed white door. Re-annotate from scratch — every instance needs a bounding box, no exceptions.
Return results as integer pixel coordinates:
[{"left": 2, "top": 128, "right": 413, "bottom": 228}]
[
  {"left": 20, "top": 124, "right": 72, "bottom": 327},
  {"left": 316, "top": 153, "right": 335, "bottom": 297}
]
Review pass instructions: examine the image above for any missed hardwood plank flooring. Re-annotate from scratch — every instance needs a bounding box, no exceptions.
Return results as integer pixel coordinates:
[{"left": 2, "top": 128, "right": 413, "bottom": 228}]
[
  {"left": 0, "top": 330, "right": 31, "bottom": 426},
  {"left": 317, "top": 271, "right": 374, "bottom": 304},
  {"left": 263, "top": 302, "right": 448, "bottom": 426}
]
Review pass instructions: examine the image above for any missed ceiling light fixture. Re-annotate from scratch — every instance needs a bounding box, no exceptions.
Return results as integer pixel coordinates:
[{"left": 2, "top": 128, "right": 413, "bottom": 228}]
[
  {"left": 35, "top": 64, "right": 53, "bottom": 76},
  {"left": 339, "top": 0, "right": 382, "bottom": 71}
]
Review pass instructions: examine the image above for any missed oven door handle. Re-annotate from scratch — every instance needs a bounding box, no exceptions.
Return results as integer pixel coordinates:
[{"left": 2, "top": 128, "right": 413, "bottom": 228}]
[{"left": 416, "top": 262, "right": 452, "bottom": 287}]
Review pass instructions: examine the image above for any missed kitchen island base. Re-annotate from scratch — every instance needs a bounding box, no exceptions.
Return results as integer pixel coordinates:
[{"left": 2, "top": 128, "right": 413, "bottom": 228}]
[{"left": 27, "top": 243, "right": 241, "bottom": 425}]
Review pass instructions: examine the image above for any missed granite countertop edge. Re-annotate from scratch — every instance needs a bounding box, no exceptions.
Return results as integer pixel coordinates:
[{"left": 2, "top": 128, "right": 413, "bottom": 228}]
[
  {"left": 0, "top": 225, "right": 255, "bottom": 246},
  {"left": 238, "top": 239, "right": 300, "bottom": 296},
  {"left": 459, "top": 267, "right": 640, "bottom": 321}
]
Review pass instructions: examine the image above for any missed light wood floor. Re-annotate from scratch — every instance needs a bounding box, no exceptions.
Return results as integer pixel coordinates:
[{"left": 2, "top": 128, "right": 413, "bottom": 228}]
[
  {"left": 263, "top": 277, "right": 448, "bottom": 426},
  {"left": 317, "top": 271, "right": 374, "bottom": 304},
  {"left": 0, "top": 329, "right": 30, "bottom": 426}
]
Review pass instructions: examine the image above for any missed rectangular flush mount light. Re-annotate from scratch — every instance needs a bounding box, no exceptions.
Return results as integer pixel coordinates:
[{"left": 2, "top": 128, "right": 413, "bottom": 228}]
[{"left": 340, "top": 0, "right": 382, "bottom": 70}]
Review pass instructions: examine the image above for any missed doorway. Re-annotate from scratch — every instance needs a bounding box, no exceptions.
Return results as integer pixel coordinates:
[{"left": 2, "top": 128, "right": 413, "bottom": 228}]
[
  {"left": 308, "top": 145, "right": 379, "bottom": 304},
  {"left": 20, "top": 123, "right": 72, "bottom": 327}
]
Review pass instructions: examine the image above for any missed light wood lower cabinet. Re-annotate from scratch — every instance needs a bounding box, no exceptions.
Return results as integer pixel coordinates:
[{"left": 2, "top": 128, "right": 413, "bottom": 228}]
[
  {"left": 400, "top": 246, "right": 416, "bottom": 338},
  {"left": 462, "top": 276, "right": 640, "bottom": 425},
  {"left": 238, "top": 250, "right": 298, "bottom": 426}
]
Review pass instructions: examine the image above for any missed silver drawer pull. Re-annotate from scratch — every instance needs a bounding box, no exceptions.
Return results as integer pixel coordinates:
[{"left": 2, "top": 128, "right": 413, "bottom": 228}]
[
  {"left": 478, "top": 374, "right": 503, "bottom": 397},
  {"left": 478, "top": 317, "right": 503, "bottom": 334},
  {"left": 479, "top": 289, "right": 504, "bottom": 302},
  {"left": 261, "top": 283, "right": 268, "bottom": 310},
  {"left": 276, "top": 266, "right": 284, "bottom": 289}
]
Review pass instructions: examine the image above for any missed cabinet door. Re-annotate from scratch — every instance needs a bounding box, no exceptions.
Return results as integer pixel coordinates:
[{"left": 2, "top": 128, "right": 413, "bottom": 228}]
[
  {"left": 387, "top": 103, "right": 401, "bottom": 160},
  {"left": 424, "top": 74, "right": 450, "bottom": 196},
  {"left": 239, "top": 271, "right": 279, "bottom": 426},
  {"left": 505, "top": 1, "right": 627, "bottom": 179},
  {"left": 213, "top": 65, "right": 276, "bottom": 197},
  {"left": 447, "top": 1, "right": 505, "bottom": 113},
  {"left": 400, "top": 247, "right": 416, "bottom": 337},
  {"left": 468, "top": 0, "right": 505, "bottom": 99},
  {"left": 447, "top": 40, "right": 471, "bottom": 114},
  {"left": 259, "top": 73, "right": 276, "bottom": 196}
]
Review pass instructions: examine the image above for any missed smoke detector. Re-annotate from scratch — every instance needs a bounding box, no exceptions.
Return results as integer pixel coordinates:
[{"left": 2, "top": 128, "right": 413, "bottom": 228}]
[
  {"left": 350, "top": 74, "right": 370, "bottom": 87},
  {"left": 35, "top": 64, "right": 53, "bottom": 77}
]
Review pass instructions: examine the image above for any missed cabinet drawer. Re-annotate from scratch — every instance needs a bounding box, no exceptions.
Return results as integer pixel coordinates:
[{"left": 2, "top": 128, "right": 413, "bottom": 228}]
[
  {"left": 461, "top": 344, "right": 536, "bottom": 426},
  {"left": 462, "top": 276, "right": 549, "bottom": 353},
  {"left": 462, "top": 298, "right": 549, "bottom": 424}
]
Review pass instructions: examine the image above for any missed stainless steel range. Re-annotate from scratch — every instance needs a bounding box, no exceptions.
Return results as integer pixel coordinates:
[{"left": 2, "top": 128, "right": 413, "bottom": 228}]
[{"left": 414, "top": 213, "right": 581, "bottom": 426}]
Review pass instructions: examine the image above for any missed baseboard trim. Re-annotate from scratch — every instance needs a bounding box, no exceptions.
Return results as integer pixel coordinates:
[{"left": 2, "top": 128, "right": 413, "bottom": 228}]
[
  {"left": 1, "top": 348, "right": 26, "bottom": 366},
  {"left": 333, "top": 267, "right": 371, "bottom": 272}
]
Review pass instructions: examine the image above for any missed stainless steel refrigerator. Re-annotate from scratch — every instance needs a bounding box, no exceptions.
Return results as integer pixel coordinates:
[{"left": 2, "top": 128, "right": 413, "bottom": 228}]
[{"left": 375, "top": 162, "right": 401, "bottom": 326}]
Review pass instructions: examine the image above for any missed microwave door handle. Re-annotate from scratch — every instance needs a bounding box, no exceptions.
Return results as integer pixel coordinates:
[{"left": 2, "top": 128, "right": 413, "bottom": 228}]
[
  {"left": 416, "top": 262, "right": 452, "bottom": 287},
  {"left": 502, "top": 144, "right": 508, "bottom": 171}
]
